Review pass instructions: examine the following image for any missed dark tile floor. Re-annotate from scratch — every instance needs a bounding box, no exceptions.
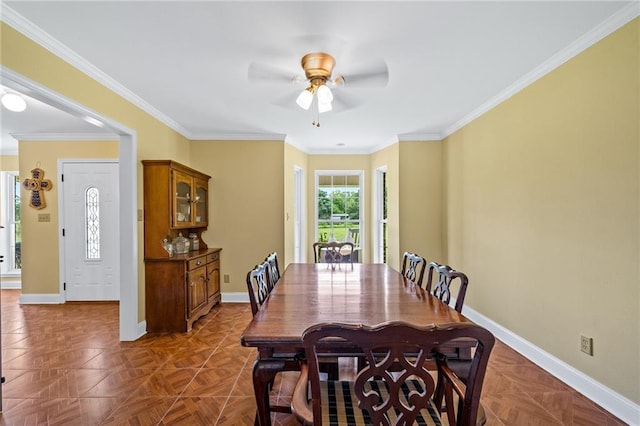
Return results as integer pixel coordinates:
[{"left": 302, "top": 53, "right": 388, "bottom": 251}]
[{"left": 0, "top": 289, "right": 627, "bottom": 425}]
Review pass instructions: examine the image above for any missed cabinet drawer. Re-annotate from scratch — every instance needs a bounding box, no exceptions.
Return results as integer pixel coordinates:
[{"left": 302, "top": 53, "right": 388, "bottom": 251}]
[
  {"left": 188, "top": 256, "right": 207, "bottom": 270},
  {"left": 207, "top": 252, "right": 220, "bottom": 263}
]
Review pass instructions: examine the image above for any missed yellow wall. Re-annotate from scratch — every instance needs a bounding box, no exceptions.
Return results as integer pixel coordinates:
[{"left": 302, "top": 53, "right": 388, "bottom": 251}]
[
  {"left": 306, "top": 155, "right": 372, "bottom": 263},
  {"left": 18, "top": 140, "right": 118, "bottom": 293},
  {"left": 444, "top": 19, "right": 639, "bottom": 402},
  {"left": 398, "top": 141, "right": 444, "bottom": 266},
  {"left": 0, "top": 155, "right": 19, "bottom": 170},
  {"left": 190, "top": 140, "right": 285, "bottom": 294},
  {"left": 284, "top": 143, "right": 309, "bottom": 266},
  {"left": 2, "top": 22, "right": 191, "bottom": 320}
]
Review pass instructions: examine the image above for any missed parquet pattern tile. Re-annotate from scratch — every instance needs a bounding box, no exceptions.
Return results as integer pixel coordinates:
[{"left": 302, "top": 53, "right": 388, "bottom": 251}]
[{"left": 0, "top": 289, "right": 628, "bottom": 425}]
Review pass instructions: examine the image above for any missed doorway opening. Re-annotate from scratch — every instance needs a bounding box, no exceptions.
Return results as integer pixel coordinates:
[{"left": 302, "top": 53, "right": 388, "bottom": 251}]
[
  {"left": 315, "top": 170, "right": 364, "bottom": 262},
  {"left": 1, "top": 66, "right": 139, "bottom": 341}
]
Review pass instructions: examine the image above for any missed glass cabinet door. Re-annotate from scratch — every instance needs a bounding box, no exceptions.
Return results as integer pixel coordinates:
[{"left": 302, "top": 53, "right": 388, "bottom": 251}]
[
  {"left": 194, "top": 178, "right": 208, "bottom": 226},
  {"left": 172, "top": 171, "right": 193, "bottom": 228}
]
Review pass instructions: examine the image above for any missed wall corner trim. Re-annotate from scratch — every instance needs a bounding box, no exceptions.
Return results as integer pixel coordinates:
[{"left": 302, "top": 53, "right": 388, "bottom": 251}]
[{"left": 463, "top": 305, "right": 640, "bottom": 425}]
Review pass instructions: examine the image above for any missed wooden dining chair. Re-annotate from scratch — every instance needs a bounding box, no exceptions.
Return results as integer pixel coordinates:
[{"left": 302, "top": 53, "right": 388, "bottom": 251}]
[
  {"left": 245, "top": 261, "right": 270, "bottom": 317},
  {"left": 425, "top": 261, "right": 469, "bottom": 313},
  {"left": 313, "top": 241, "right": 355, "bottom": 264},
  {"left": 246, "top": 260, "right": 302, "bottom": 418},
  {"left": 264, "top": 251, "right": 280, "bottom": 291},
  {"left": 247, "top": 259, "right": 339, "bottom": 388},
  {"left": 291, "top": 321, "right": 495, "bottom": 426},
  {"left": 401, "top": 251, "right": 427, "bottom": 287}
]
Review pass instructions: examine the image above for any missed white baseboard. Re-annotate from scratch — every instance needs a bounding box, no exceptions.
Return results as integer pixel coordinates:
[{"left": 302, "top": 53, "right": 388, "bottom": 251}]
[
  {"left": 222, "top": 292, "right": 249, "bottom": 303},
  {"left": 462, "top": 305, "right": 640, "bottom": 425},
  {"left": 1, "top": 280, "right": 21, "bottom": 289},
  {"left": 137, "top": 320, "right": 147, "bottom": 339},
  {"left": 19, "top": 293, "right": 65, "bottom": 304}
]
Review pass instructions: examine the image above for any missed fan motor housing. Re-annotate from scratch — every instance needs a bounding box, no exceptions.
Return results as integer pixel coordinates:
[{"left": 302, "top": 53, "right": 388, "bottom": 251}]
[{"left": 301, "top": 52, "right": 335, "bottom": 82}]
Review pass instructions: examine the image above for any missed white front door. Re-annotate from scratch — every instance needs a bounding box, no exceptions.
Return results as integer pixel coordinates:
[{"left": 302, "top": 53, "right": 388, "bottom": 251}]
[{"left": 61, "top": 161, "right": 119, "bottom": 301}]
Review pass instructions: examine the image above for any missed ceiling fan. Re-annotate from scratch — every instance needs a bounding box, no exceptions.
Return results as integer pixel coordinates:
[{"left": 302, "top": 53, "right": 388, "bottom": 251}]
[{"left": 248, "top": 51, "right": 388, "bottom": 126}]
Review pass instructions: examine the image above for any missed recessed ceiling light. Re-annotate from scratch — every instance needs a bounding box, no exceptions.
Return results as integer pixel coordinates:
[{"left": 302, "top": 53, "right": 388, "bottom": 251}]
[
  {"left": 337, "top": 143, "right": 345, "bottom": 146},
  {"left": 1, "top": 93, "right": 27, "bottom": 112}
]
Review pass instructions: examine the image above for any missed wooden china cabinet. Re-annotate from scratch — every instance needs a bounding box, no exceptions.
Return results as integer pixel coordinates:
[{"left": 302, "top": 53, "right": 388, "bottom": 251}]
[{"left": 142, "top": 160, "right": 221, "bottom": 332}]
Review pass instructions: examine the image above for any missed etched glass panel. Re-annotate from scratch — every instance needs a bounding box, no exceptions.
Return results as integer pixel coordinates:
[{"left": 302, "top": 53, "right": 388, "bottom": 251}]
[{"left": 85, "top": 187, "right": 100, "bottom": 259}]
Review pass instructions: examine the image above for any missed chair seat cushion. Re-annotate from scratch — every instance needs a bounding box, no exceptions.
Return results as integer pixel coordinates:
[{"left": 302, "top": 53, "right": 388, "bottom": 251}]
[{"left": 320, "top": 378, "right": 443, "bottom": 425}]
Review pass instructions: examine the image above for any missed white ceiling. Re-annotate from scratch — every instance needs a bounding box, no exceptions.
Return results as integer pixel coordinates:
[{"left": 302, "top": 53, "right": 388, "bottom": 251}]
[
  {"left": 1, "top": 1, "right": 637, "bottom": 155},
  {"left": 0, "top": 84, "right": 116, "bottom": 154}
]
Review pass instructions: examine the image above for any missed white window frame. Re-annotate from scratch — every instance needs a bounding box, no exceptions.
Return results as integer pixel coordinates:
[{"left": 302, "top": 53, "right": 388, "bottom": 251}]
[
  {"left": 314, "top": 170, "right": 364, "bottom": 259},
  {"left": 1, "top": 171, "right": 21, "bottom": 275}
]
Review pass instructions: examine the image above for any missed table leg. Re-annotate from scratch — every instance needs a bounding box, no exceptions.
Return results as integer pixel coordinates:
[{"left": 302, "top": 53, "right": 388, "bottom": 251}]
[{"left": 252, "top": 358, "right": 287, "bottom": 426}]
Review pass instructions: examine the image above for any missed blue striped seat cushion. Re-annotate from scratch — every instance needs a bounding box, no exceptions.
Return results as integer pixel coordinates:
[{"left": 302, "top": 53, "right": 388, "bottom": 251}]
[{"left": 320, "top": 378, "right": 443, "bottom": 425}]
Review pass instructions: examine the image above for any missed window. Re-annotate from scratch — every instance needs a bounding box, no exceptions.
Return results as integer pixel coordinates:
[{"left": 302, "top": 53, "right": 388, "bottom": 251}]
[
  {"left": 85, "top": 187, "right": 100, "bottom": 260},
  {"left": 1, "top": 171, "right": 21, "bottom": 273},
  {"left": 315, "top": 171, "right": 363, "bottom": 261}
]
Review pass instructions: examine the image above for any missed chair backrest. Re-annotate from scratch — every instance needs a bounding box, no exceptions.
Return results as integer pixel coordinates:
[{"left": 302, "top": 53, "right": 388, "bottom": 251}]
[
  {"left": 401, "top": 251, "right": 426, "bottom": 287},
  {"left": 347, "top": 228, "right": 360, "bottom": 246},
  {"left": 245, "top": 261, "right": 270, "bottom": 317},
  {"left": 313, "top": 241, "right": 355, "bottom": 264},
  {"left": 301, "top": 321, "right": 494, "bottom": 426},
  {"left": 425, "top": 261, "right": 469, "bottom": 313},
  {"left": 264, "top": 251, "right": 280, "bottom": 290}
]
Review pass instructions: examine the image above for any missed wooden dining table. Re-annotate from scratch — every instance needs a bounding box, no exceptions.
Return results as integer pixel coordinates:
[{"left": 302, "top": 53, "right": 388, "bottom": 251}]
[{"left": 240, "top": 262, "right": 473, "bottom": 426}]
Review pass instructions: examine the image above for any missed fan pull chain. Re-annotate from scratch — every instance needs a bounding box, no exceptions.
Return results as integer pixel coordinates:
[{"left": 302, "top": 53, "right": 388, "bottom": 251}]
[{"left": 311, "top": 97, "right": 320, "bottom": 127}]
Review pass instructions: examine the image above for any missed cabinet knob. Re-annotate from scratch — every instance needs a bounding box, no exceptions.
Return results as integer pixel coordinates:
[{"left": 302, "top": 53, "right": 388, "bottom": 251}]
[{"left": 196, "top": 261, "right": 202, "bottom": 266}]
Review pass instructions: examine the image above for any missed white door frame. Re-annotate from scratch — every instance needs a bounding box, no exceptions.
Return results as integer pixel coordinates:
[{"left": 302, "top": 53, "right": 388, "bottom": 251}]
[
  {"left": 58, "top": 159, "right": 119, "bottom": 301},
  {"left": 374, "top": 166, "right": 388, "bottom": 263},
  {"left": 1, "top": 66, "right": 140, "bottom": 341},
  {"left": 293, "top": 166, "right": 305, "bottom": 263}
]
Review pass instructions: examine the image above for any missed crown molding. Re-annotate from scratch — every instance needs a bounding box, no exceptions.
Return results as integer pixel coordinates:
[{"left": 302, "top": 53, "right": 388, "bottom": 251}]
[
  {"left": 10, "top": 132, "right": 118, "bottom": 141},
  {"left": 0, "top": 4, "right": 192, "bottom": 139},
  {"left": 442, "top": 2, "right": 640, "bottom": 139},
  {"left": 398, "top": 133, "right": 442, "bottom": 142},
  {"left": 284, "top": 136, "right": 378, "bottom": 156},
  {"left": 189, "top": 132, "right": 287, "bottom": 141}
]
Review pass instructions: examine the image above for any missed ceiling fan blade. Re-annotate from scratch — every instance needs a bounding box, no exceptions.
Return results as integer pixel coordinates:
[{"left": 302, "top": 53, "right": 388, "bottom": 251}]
[
  {"left": 332, "top": 92, "right": 362, "bottom": 112},
  {"left": 338, "top": 60, "right": 389, "bottom": 88},
  {"left": 248, "top": 62, "right": 301, "bottom": 85},
  {"left": 271, "top": 90, "right": 299, "bottom": 109}
]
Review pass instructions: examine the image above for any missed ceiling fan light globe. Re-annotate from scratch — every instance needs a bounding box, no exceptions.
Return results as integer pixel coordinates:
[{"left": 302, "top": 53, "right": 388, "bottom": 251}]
[
  {"left": 1, "top": 93, "right": 27, "bottom": 112},
  {"left": 296, "top": 89, "right": 313, "bottom": 110},
  {"left": 316, "top": 84, "right": 333, "bottom": 103},
  {"left": 318, "top": 99, "right": 332, "bottom": 113}
]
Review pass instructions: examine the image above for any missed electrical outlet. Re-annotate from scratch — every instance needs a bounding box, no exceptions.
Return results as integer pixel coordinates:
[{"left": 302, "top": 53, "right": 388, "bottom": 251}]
[
  {"left": 223, "top": 274, "right": 230, "bottom": 283},
  {"left": 580, "top": 335, "right": 593, "bottom": 356}
]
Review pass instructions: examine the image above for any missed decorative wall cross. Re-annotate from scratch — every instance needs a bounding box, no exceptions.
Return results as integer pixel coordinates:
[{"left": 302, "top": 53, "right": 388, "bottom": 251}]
[{"left": 23, "top": 167, "right": 53, "bottom": 210}]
